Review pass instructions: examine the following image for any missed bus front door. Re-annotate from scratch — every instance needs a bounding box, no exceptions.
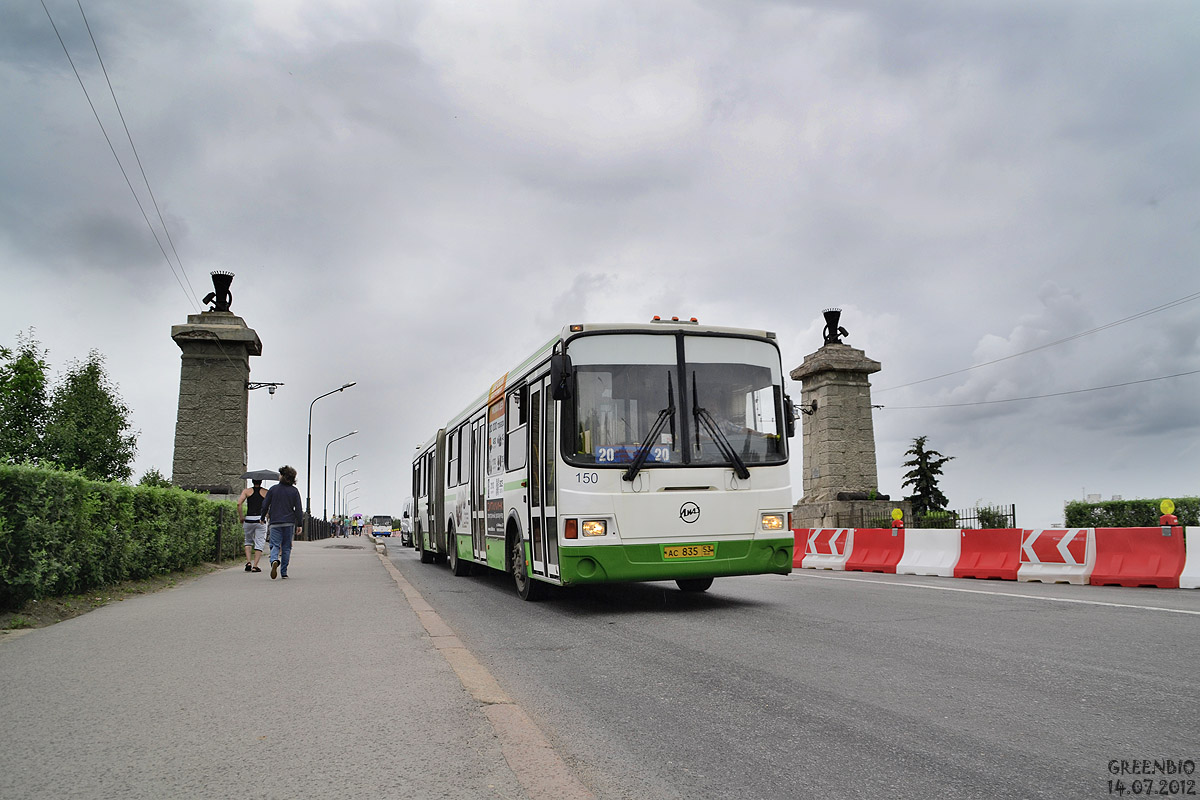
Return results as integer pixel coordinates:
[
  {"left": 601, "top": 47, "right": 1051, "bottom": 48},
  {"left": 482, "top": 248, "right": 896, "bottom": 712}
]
[
  {"left": 470, "top": 416, "right": 486, "bottom": 561},
  {"left": 527, "top": 377, "right": 560, "bottom": 580}
]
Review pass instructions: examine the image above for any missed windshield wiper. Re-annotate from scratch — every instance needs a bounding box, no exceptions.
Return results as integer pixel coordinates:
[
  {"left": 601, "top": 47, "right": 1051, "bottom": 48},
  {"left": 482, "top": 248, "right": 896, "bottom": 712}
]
[
  {"left": 623, "top": 373, "right": 675, "bottom": 482},
  {"left": 691, "top": 373, "right": 750, "bottom": 480}
]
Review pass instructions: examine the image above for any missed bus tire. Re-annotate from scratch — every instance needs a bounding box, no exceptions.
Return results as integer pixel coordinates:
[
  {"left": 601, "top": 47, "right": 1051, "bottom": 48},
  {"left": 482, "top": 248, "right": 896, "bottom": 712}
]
[
  {"left": 509, "top": 530, "right": 547, "bottom": 601},
  {"left": 448, "top": 526, "right": 472, "bottom": 577},
  {"left": 676, "top": 577, "right": 713, "bottom": 592},
  {"left": 418, "top": 527, "right": 435, "bottom": 564}
]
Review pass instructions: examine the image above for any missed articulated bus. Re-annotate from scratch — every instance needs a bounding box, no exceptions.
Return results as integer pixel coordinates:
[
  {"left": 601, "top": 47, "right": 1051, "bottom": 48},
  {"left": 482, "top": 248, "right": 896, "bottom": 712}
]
[{"left": 411, "top": 320, "right": 795, "bottom": 600}]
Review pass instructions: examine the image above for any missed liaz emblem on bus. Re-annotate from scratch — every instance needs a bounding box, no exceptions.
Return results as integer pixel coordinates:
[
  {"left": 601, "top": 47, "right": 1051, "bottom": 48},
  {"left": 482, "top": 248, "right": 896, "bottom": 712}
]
[{"left": 662, "top": 543, "right": 716, "bottom": 560}]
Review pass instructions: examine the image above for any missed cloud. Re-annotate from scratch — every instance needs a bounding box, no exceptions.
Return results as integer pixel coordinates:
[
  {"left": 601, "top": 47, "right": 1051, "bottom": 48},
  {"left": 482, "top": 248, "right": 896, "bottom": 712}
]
[{"left": 2, "top": 0, "right": 1197, "bottom": 527}]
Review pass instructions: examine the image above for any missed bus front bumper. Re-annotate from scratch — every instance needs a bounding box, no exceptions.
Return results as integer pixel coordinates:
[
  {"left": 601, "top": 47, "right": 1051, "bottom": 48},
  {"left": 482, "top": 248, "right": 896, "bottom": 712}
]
[{"left": 557, "top": 538, "right": 793, "bottom": 586}]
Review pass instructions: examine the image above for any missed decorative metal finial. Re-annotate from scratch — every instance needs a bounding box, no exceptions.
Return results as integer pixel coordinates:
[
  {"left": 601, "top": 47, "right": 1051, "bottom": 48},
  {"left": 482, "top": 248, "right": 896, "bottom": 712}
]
[
  {"left": 203, "top": 271, "right": 235, "bottom": 312},
  {"left": 822, "top": 307, "right": 848, "bottom": 345}
]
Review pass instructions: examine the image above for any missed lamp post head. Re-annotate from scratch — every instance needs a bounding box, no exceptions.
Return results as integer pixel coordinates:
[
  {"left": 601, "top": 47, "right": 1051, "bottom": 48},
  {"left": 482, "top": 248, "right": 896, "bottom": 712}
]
[{"left": 341, "top": 381, "right": 356, "bottom": 391}]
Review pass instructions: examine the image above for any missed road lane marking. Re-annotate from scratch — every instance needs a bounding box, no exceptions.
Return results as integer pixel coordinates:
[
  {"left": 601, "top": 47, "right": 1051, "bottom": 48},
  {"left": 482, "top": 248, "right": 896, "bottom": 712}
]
[
  {"left": 796, "top": 572, "right": 1200, "bottom": 616},
  {"left": 375, "top": 548, "right": 596, "bottom": 800}
]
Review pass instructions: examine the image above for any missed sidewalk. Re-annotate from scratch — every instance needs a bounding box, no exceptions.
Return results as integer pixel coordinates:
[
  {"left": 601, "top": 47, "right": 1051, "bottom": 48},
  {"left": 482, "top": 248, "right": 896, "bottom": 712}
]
[{"left": 0, "top": 539, "right": 529, "bottom": 799}]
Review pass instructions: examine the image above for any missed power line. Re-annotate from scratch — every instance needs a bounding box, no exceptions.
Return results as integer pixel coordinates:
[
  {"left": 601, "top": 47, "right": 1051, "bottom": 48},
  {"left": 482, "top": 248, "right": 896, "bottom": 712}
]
[
  {"left": 876, "top": 290, "right": 1200, "bottom": 393},
  {"left": 75, "top": 0, "right": 202, "bottom": 308},
  {"left": 40, "top": 0, "right": 199, "bottom": 312},
  {"left": 881, "top": 368, "right": 1200, "bottom": 409}
]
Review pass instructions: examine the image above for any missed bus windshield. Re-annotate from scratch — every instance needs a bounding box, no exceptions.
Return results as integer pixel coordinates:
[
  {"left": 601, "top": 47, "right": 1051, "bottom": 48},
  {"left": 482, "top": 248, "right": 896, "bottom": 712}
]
[{"left": 564, "top": 333, "right": 786, "bottom": 468}]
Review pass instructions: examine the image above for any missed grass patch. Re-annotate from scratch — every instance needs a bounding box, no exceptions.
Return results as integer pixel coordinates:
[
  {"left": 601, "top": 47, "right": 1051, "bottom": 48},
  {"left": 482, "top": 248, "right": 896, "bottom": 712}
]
[{"left": 0, "top": 559, "right": 236, "bottom": 635}]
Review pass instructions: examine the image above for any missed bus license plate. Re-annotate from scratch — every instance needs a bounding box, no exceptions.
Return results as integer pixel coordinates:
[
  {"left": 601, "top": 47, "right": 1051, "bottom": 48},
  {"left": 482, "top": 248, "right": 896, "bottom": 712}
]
[{"left": 662, "top": 544, "right": 716, "bottom": 560}]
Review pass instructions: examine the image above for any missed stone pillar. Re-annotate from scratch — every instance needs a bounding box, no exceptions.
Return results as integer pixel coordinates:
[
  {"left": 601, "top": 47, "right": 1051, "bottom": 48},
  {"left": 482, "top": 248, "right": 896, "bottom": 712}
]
[
  {"left": 789, "top": 341, "right": 908, "bottom": 528},
  {"left": 791, "top": 343, "right": 881, "bottom": 500},
  {"left": 171, "top": 311, "right": 262, "bottom": 498}
]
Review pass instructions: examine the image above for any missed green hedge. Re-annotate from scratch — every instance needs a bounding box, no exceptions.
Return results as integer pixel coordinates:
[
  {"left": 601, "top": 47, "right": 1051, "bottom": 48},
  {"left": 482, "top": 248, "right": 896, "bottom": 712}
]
[
  {"left": 1063, "top": 496, "right": 1198, "bottom": 528},
  {"left": 0, "top": 463, "right": 239, "bottom": 610}
]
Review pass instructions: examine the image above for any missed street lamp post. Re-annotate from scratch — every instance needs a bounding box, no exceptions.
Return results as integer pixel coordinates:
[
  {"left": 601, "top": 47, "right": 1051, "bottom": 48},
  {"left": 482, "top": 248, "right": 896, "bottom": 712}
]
[
  {"left": 307, "top": 382, "right": 356, "bottom": 519},
  {"left": 340, "top": 480, "right": 360, "bottom": 516},
  {"left": 338, "top": 482, "right": 359, "bottom": 537},
  {"left": 333, "top": 461, "right": 357, "bottom": 516},
  {"left": 323, "top": 430, "right": 357, "bottom": 519},
  {"left": 342, "top": 485, "right": 360, "bottom": 519},
  {"left": 343, "top": 492, "right": 360, "bottom": 524}
]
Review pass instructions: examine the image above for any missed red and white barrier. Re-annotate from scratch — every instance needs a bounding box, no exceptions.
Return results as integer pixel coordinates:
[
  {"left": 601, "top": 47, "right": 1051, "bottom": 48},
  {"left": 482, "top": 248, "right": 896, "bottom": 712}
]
[
  {"left": 791, "top": 529, "right": 810, "bottom": 568},
  {"left": 1090, "top": 527, "right": 1187, "bottom": 589},
  {"left": 1181, "top": 528, "right": 1200, "bottom": 590},
  {"left": 895, "top": 529, "right": 961, "bottom": 577},
  {"left": 845, "top": 528, "right": 904, "bottom": 574},
  {"left": 800, "top": 528, "right": 852, "bottom": 570},
  {"left": 794, "top": 524, "right": 1193, "bottom": 590},
  {"left": 954, "top": 529, "right": 1022, "bottom": 580},
  {"left": 1017, "top": 529, "right": 1095, "bottom": 585}
]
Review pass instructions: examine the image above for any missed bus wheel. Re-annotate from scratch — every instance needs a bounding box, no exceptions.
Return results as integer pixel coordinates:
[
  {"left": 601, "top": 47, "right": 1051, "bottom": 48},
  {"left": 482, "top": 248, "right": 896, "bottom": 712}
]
[
  {"left": 510, "top": 533, "right": 547, "bottom": 601},
  {"left": 418, "top": 528, "right": 434, "bottom": 564},
  {"left": 676, "top": 577, "right": 713, "bottom": 592},
  {"left": 448, "top": 528, "right": 471, "bottom": 577}
]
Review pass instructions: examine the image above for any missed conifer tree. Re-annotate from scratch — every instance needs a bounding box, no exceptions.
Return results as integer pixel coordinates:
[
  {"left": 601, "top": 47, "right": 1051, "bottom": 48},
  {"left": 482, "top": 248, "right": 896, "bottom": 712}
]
[{"left": 901, "top": 435, "right": 954, "bottom": 514}]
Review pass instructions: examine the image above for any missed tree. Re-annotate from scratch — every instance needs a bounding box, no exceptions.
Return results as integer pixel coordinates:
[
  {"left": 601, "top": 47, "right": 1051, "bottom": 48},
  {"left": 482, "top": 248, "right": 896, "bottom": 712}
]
[
  {"left": 137, "top": 467, "right": 173, "bottom": 488},
  {"left": 0, "top": 330, "right": 50, "bottom": 464},
  {"left": 901, "top": 435, "right": 954, "bottom": 514},
  {"left": 42, "top": 351, "right": 138, "bottom": 482}
]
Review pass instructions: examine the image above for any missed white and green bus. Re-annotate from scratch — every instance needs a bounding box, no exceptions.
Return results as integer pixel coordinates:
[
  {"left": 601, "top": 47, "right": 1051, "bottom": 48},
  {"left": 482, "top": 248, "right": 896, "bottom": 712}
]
[{"left": 411, "top": 320, "right": 795, "bottom": 600}]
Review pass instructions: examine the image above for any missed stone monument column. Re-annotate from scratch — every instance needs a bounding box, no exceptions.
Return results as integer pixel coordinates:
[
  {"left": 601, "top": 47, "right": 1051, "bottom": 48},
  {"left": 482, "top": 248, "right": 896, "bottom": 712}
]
[
  {"left": 789, "top": 309, "right": 908, "bottom": 528},
  {"left": 170, "top": 272, "right": 262, "bottom": 498}
]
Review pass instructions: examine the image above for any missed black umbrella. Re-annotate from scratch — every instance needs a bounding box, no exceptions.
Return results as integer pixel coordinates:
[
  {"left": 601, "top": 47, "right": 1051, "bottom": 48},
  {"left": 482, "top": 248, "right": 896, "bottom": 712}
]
[{"left": 241, "top": 469, "right": 280, "bottom": 481}]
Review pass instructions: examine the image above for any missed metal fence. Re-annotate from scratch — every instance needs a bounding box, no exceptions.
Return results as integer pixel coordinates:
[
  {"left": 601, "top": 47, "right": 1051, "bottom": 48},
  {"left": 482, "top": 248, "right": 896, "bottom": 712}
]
[
  {"left": 833, "top": 504, "right": 1017, "bottom": 530},
  {"left": 301, "top": 514, "right": 337, "bottom": 541}
]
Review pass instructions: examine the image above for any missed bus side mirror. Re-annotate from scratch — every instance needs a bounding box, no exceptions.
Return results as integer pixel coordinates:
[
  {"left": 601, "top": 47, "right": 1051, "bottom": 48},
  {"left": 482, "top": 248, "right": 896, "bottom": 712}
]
[
  {"left": 550, "top": 353, "right": 573, "bottom": 400},
  {"left": 784, "top": 393, "right": 796, "bottom": 438}
]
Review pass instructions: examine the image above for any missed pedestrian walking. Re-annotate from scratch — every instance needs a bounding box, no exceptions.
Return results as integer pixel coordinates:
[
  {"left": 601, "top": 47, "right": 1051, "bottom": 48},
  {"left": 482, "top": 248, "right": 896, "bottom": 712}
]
[
  {"left": 262, "top": 465, "right": 303, "bottom": 580},
  {"left": 237, "top": 479, "right": 268, "bottom": 572}
]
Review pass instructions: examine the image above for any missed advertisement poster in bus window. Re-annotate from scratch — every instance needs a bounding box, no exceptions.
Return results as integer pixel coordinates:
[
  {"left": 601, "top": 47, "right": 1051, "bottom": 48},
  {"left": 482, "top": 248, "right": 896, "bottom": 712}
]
[{"left": 486, "top": 396, "right": 505, "bottom": 537}]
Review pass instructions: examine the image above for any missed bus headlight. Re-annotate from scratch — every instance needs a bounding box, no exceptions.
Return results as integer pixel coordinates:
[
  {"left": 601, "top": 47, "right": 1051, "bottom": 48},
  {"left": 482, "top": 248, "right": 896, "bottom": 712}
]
[
  {"left": 760, "top": 513, "right": 785, "bottom": 531},
  {"left": 581, "top": 520, "right": 607, "bottom": 537}
]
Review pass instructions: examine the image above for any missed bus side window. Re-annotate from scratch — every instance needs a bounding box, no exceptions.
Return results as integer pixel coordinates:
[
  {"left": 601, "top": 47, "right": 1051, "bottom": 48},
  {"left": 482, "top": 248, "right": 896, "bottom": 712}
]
[{"left": 506, "top": 385, "right": 527, "bottom": 470}]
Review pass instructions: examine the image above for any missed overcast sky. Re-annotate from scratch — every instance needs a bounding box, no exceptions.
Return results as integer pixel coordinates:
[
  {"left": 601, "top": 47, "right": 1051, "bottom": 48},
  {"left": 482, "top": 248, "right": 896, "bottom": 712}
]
[{"left": 3, "top": 0, "right": 1197, "bottom": 528}]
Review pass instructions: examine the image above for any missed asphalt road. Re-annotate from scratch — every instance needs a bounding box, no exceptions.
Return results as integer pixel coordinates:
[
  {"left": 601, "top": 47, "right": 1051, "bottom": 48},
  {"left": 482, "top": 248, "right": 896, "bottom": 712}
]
[{"left": 389, "top": 545, "right": 1200, "bottom": 800}]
